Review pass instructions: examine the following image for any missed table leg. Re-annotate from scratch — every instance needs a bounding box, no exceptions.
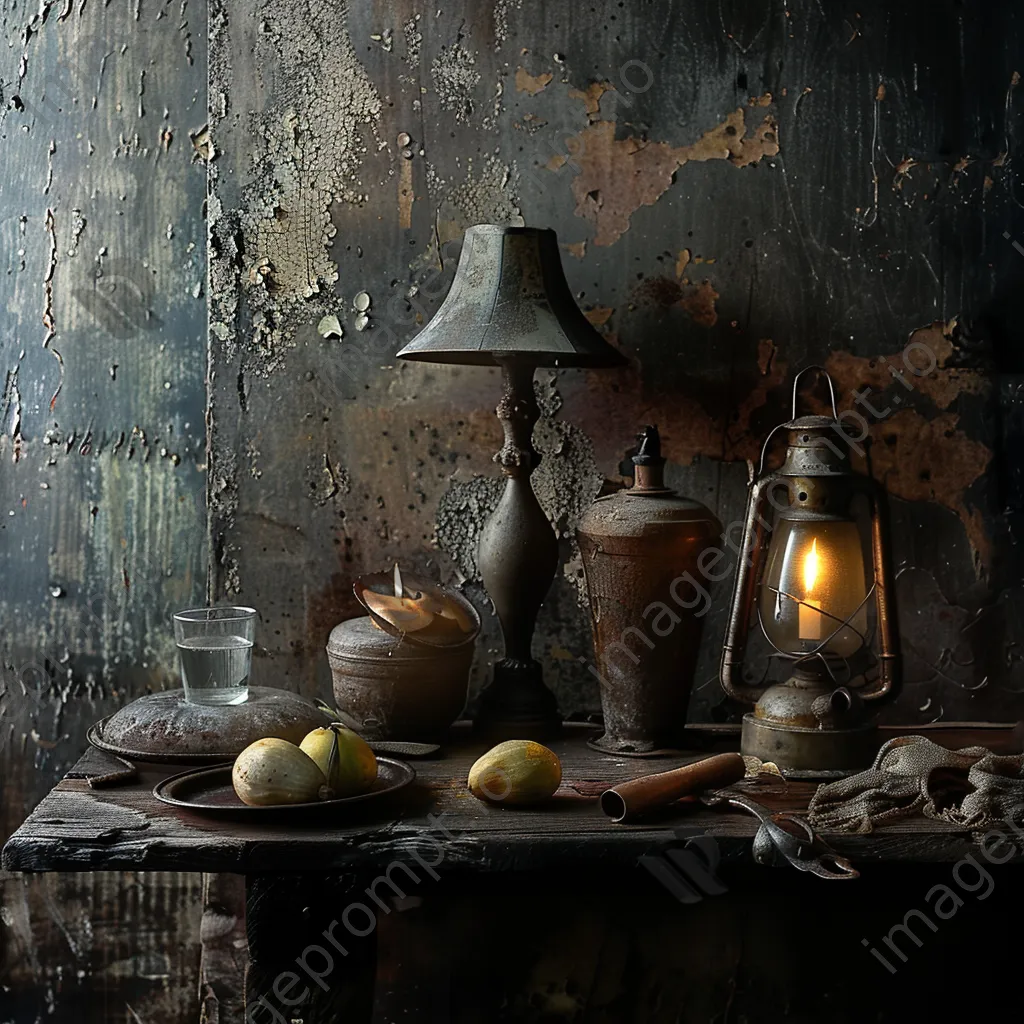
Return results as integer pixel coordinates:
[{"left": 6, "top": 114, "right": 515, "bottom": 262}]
[
  {"left": 244, "top": 874, "right": 377, "bottom": 1023},
  {"left": 199, "top": 873, "right": 247, "bottom": 1024}
]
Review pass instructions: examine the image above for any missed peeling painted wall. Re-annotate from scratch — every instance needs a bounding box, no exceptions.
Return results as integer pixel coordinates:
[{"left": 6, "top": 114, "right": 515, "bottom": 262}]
[
  {"left": 2, "top": 0, "right": 1024, "bottom": 1016},
  {"left": 208, "top": 0, "right": 1024, "bottom": 731},
  {"left": 0, "top": 1, "right": 208, "bottom": 1019}
]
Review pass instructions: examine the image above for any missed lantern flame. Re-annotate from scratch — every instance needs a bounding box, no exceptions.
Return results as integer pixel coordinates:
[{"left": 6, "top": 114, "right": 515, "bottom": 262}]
[{"left": 803, "top": 538, "right": 819, "bottom": 596}]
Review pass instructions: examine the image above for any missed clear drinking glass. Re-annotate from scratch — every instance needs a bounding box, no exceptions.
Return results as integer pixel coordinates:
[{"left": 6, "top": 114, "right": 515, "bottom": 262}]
[{"left": 173, "top": 606, "right": 256, "bottom": 705}]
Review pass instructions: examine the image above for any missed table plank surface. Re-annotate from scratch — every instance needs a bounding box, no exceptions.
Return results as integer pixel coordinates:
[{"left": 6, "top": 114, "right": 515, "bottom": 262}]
[{"left": 4, "top": 724, "right": 1021, "bottom": 873}]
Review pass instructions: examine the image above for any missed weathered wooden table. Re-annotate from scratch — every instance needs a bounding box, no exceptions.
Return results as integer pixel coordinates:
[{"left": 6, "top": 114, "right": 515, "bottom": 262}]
[{"left": 3, "top": 723, "right": 1017, "bottom": 1022}]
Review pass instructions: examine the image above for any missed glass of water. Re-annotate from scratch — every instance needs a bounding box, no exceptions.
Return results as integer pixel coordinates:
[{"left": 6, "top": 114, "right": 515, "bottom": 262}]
[{"left": 173, "top": 606, "right": 256, "bottom": 706}]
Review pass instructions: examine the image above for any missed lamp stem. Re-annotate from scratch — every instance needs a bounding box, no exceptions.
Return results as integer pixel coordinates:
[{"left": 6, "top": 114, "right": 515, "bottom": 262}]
[{"left": 474, "top": 356, "right": 561, "bottom": 738}]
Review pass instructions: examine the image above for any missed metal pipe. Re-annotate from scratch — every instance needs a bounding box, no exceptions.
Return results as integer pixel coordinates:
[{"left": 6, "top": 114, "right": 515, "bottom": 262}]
[
  {"left": 600, "top": 753, "right": 746, "bottom": 823},
  {"left": 861, "top": 482, "right": 900, "bottom": 702},
  {"left": 719, "top": 476, "right": 777, "bottom": 705}
]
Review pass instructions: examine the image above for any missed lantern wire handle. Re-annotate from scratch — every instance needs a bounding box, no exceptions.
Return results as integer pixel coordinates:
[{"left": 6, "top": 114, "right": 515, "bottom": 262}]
[
  {"left": 756, "top": 366, "right": 840, "bottom": 478},
  {"left": 768, "top": 582, "right": 875, "bottom": 652},
  {"left": 756, "top": 425, "right": 788, "bottom": 478},
  {"left": 757, "top": 581, "right": 877, "bottom": 690},
  {"left": 790, "top": 365, "right": 838, "bottom": 421}
]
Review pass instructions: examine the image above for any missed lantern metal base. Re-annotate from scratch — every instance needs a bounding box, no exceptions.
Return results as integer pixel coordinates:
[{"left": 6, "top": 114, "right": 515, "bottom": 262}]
[{"left": 740, "top": 713, "right": 878, "bottom": 778}]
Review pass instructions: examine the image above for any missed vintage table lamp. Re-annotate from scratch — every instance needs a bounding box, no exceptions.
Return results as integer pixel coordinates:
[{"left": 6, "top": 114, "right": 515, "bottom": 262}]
[
  {"left": 397, "top": 225, "right": 626, "bottom": 738},
  {"left": 719, "top": 368, "right": 900, "bottom": 776}
]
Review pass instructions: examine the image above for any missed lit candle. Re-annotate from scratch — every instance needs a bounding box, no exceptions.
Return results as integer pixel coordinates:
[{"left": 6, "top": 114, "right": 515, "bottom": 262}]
[{"left": 798, "top": 538, "right": 823, "bottom": 640}]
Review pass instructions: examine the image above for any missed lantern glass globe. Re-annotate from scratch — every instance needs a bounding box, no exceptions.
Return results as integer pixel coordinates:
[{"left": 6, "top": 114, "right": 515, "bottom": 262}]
[{"left": 759, "top": 517, "right": 869, "bottom": 659}]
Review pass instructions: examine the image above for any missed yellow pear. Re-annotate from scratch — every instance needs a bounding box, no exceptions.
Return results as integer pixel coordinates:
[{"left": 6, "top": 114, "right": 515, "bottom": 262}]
[
  {"left": 468, "top": 740, "right": 562, "bottom": 805},
  {"left": 232, "top": 738, "right": 327, "bottom": 806},
  {"left": 300, "top": 724, "right": 378, "bottom": 797}
]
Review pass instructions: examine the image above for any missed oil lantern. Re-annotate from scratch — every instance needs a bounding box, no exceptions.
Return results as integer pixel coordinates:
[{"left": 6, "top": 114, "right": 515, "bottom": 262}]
[{"left": 719, "top": 368, "right": 900, "bottom": 776}]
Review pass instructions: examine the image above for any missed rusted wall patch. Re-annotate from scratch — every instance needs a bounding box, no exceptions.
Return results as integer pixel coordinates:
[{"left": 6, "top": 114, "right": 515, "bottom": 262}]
[
  {"left": 564, "top": 96, "right": 780, "bottom": 247},
  {"left": 516, "top": 66, "right": 554, "bottom": 96}
]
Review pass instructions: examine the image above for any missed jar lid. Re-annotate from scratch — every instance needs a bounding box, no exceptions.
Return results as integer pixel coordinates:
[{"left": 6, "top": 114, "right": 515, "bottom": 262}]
[{"left": 327, "top": 616, "right": 466, "bottom": 662}]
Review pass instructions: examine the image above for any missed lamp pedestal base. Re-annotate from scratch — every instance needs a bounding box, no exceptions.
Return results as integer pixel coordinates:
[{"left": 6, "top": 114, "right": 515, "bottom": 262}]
[
  {"left": 741, "top": 714, "right": 877, "bottom": 778},
  {"left": 472, "top": 357, "right": 563, "bottom": 742},
  {"left": 474, "top": 658, "right": 561, "bottom": 740}
]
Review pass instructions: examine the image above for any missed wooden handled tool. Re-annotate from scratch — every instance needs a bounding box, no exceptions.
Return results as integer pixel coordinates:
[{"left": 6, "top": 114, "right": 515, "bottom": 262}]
[{"left": 600, "top": 753, "right": 746, "bottom": 823}]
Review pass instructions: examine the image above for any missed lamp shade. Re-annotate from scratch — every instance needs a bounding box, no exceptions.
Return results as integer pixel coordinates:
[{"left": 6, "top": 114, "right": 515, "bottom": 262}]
[{"left": 396, "top": 225, "right": 626, "bottom": 367}]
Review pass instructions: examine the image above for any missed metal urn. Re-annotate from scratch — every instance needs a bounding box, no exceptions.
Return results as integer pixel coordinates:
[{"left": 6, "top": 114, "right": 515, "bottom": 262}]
[{"left": 578, "top": 426, "right": 722, "bottom": 753}]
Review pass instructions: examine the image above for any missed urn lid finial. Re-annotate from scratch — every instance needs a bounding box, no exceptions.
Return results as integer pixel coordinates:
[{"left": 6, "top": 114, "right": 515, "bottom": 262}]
[
  {"left": 633, "top": 425, "right": 663, "bottom": 467},
  {"left": 631, "top": 425, "right": 669, "bottom": 492}
]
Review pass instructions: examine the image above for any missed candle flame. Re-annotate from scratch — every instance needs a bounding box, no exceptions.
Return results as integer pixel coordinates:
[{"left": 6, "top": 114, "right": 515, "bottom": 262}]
[{"left": 803, "top": 538, "right": 819, "bottom": 596}]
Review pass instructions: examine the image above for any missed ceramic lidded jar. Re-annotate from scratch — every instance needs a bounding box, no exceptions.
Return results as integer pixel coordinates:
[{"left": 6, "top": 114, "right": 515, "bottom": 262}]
[
  {"left": 577, "top": 427, "right": 722, "bottom": 753},
  {"left": 326, "top": 570, "right": 480, "bottom": 742}
]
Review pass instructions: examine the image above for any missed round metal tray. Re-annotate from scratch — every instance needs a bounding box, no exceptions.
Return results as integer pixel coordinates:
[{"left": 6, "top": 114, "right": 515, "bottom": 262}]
[
  {"left": 88, "top": 721, "right": 242, "bottom": 764},
  {"left": 153, "top": 757, "right": 416, "bottom": 817},
  {"left": 87, "top": 686, "right": 332, "bottom": 765}
]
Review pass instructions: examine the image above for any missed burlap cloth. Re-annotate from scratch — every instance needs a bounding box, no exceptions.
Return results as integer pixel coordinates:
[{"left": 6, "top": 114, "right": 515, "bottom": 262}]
[{"left": 806, "top": 735, "right": 1024, "bottom": 833}]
